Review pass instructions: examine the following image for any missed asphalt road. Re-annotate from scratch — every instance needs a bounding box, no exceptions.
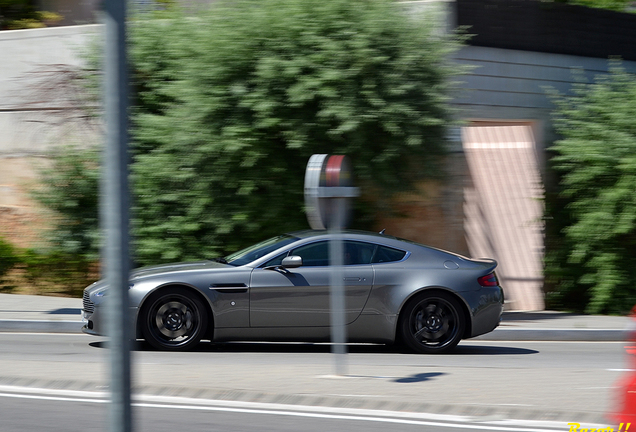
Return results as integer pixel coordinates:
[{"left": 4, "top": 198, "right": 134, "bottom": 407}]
[
  {"left": 0, "top": 332, "right": 628, "bottom": 427},
  {"left": 0, "top": 387, "right": 603, "bottom": 432}
]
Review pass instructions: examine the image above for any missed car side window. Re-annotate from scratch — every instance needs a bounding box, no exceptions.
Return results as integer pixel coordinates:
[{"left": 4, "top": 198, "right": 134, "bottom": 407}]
[
  {"left": 372, "top": 245, "right": 406, "bottom": 263},
  {"left": 263, "top": 252, "right": 288, "bottom": 267},
  {"left": 291, "top": 241, "right": 329, "bottom": 267},
  {"left": 262, "top": 241, "right": 405, "bottom": 267},
  {"left": 343, "top": 241, "right": 375, "bottom": 265}
]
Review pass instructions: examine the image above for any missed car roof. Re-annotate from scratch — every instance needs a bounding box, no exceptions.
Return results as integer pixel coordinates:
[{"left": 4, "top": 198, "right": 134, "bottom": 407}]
[
  {"left": 285, "top": 229, "right": 471, "bottom": 261},
  {"left": 287, "top": 229, "right": 400, "bottom": 242}
]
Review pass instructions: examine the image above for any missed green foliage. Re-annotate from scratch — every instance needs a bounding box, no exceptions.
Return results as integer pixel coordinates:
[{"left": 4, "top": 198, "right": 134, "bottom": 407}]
[
  {"left": 129, "top": 0, "right": 462, "bottom": 264},
  {"left": 30, "top": 0, "right": 462, "bottom": 268},
  {"left": 0, "top": 243, "right": 95, "bottom": 296},
  {"left": 0, "top": 0, "right": 63, "bottom": 30},
  {"left": 17, "top": 249, "right": 96, "bottom": 297},
  {"left": 546, "top": 63, "right": 636, "bottom": 314},
  {"left": 550, "top": 0, "right": 636, "bottom": 13},
  {"left": 32, "top": 146, "right": 101, "bottom": 259},
  {"left": 0, "top": 0, "right": 35, "bottom": 29},
  {"left": 0, "top": 237, "right": 18, "bottom": 282}
]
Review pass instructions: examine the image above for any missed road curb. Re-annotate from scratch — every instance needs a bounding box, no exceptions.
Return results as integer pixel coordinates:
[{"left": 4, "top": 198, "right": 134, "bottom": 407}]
[
  {"left": 0, "top": 320, "right": 628, "bottom": 342},
  {"left": 0, "top": 320, "right": 82, "bottom": 334},
  {"left": 475, "top": 328, "right": 627, "bottom": 342}
]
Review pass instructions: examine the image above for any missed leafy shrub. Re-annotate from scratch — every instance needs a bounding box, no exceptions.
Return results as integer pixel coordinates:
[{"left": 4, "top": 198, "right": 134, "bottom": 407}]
[
  {"left": 18, "top": 249, "right": 97, "bottom": 297},
  {"left": 34, "top": 0, "right": 464, "bottom": 268},
  {"left": 546, "top": 63, "right": 636, "bottom": 314},
  {"left": 0, "top": 237, "right": 18, "bottom": 290},
  {"left": 129, "top": 0, "right": 463, "bottom": 264},
  {"left": 0, "top": 1, "right": 63, "bottom": 30},
  {"left": 32, "top": 146, "right": 101, "bottom": 260}
]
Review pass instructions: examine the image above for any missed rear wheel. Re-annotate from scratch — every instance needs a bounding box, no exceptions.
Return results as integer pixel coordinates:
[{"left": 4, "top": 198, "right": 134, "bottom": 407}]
[
  {"left": 140, "top": 287, "right": 208, "bottom": 351},
  {"left": 400, "top": 291, "right": 465, "bottom": 354}
]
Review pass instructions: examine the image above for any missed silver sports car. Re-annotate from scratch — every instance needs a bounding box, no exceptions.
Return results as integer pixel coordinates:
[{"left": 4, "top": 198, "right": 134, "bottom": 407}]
[{"left": 82, "top": 230, "right": 504, "bottom": 353}]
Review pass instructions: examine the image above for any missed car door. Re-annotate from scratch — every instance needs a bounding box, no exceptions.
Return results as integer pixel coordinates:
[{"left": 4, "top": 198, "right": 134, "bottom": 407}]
[{"left": 249, "top": 240, "right": 375, "bottom": 327}]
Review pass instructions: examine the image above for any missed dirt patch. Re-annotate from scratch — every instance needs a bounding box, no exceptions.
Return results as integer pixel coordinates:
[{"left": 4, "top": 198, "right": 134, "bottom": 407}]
[{"left": 0, "top": 205, "right": 51, "bottom": 249}]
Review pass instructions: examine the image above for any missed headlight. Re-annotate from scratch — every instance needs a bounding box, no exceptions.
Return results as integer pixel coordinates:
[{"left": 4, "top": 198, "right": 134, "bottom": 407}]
[{"left": 94, "top": 283, "right": 134, "bottom": 297}]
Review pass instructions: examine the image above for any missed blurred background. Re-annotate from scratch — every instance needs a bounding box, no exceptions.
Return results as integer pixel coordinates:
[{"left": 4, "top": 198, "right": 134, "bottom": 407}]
[{"left": 1, "top": 0, "right": 636, "bottom": 315}]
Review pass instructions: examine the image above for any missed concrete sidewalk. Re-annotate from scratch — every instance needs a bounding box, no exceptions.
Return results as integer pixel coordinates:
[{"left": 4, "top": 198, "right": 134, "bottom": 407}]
[
  {"left": 0, "top": 293, "right": 83, "bottom": 333},
  {"left": 0, "top": 292, "right": 631, "bottom": 340}
]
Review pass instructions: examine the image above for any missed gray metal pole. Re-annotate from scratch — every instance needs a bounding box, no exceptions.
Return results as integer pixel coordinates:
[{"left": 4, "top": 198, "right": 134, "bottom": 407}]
[
  {"left": 102, "top": 0, "right": 132, "bottom": 431},
  {"left": 329, "top": 198, "right": 347, "bottom": 376}
]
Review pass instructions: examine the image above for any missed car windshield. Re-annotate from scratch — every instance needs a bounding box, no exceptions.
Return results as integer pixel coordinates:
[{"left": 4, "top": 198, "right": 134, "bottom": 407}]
[{"left": 224, "top": 234, "right": 299, "bottom": 266}]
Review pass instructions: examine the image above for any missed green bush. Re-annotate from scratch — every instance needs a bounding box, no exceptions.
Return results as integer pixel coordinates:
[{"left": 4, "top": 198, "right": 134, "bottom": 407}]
[
  {"left": 0, "top": 0, "right": 63, "bottom": 30},
  {"left": 18, "top": 249, "right": 96, "bottom": 297},
  {"left": 0, "top": 236, "right": 95, "bottom": 297},
  {"left": 0, "top": 237, "right": 18, "bottom": 289},
  {"left": 129, "top": 0, "right": 463, "bottom": 264},
  {"left": 35, "top": 0, "right": 464, "bottom": 268},
  {"left": 556, "top": 0, "right": 636, "bottom": 13},
  {"left": 546, "top": 63, "right": 636, "bottom": 314},
  {"left": 32, "top": 146, "right": 101, "bottom": 260}
]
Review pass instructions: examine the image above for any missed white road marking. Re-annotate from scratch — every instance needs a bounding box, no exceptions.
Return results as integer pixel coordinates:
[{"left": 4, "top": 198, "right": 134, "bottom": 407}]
[
  {"left": 0, "top": 385, "right": 610, "bottom": 432},
  {"left": 464, "top": 403, "right": 533, "bottom": 407},
  {"left": 0, "top": 332, "right": 87, "bottom": 336}
]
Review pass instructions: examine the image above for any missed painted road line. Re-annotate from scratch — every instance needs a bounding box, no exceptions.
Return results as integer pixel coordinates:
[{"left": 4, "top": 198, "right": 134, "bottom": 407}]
[{"left": 0, "top": 385, "right": 610, "bottom": 432}]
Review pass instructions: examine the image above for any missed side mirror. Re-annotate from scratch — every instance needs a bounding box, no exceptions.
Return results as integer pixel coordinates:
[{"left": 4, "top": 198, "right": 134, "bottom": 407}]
[{"left": 281, "top": 255, "right": 303, "bottom": 268}]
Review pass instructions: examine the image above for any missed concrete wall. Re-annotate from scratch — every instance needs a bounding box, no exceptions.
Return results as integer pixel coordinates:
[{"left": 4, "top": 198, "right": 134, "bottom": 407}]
[
  {"left": 0, "top": 25, "right": 100, "bottom": 247},
  {"left": 0, "top": 24, "right": 100, "bottom": 155}
]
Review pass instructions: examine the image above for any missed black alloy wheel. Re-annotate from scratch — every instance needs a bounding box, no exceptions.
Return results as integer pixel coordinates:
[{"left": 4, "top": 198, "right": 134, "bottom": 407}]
[
  {"left": 400, "top": 291, "right": 465, "bottom": 354},
  {"left": 141, "top": 287, "right": 208, "bottom": 351}
]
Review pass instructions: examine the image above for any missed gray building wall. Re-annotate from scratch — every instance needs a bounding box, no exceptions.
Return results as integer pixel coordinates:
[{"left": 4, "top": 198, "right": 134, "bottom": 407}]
[
  {"left": 453, "top": 45, "right": 636, "bottom": 149},
  {"left": 447, "top": 47, "right": 635, "bottom": 310}
]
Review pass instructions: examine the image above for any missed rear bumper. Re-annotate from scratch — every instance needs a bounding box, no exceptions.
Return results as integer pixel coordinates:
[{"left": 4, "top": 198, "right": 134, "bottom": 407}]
[{"left": 467, "top": 285, "right": 505, "bottom": 338}]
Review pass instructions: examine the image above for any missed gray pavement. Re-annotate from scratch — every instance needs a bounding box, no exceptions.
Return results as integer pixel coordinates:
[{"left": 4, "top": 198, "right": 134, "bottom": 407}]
[
  {"left": 0, "top": 293, "right": 83, "bottom": 333},
  {"left": 0, "top": 292, "right": 631, "bottom": 340}
]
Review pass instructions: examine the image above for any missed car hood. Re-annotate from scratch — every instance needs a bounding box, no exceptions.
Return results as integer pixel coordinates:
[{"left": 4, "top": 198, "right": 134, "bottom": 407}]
[
  {"left": 84, "top": 261, "right": 230, "bottom": 296},
  {"left": 130, "top": 260, "right": 229, "bottom": 280}
]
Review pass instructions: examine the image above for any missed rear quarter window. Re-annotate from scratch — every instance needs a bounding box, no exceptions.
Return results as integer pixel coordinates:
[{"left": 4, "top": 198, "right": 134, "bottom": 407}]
[{"left": 372, "top": 245, "right": 406, "bottom": 263}]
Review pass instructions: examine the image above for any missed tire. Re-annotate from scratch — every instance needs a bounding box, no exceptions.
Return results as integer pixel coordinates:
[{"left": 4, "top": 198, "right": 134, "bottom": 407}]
[
  {"left": 400, "top": 291, "right": 465, "bottom": 354},
  {"left": 140, "top": 287, "right": 208, "bottom": 351}
]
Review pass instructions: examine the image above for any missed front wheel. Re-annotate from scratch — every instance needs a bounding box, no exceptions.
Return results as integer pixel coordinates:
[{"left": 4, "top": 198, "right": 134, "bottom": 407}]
[
  {"left": 400, "top": 291, "right": 465, "bottom": 354},
  {"left": 140, "top": 288, "right": 208, "bottom": 351}
]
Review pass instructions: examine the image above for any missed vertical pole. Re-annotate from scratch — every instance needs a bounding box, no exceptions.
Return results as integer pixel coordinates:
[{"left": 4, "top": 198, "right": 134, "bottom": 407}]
[
  {"left": 305, "top": 154, "right": 356, "bottom": 377},
  {"left": 102, "top": 0, "right": 132, "bottom": 431},
  {"left": 329, "top": 198, "right": 347, "bottom": 376}
]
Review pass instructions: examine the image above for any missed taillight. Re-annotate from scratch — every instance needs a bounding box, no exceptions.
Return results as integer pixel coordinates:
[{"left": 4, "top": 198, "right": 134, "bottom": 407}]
[{"left": 478, "top": 272, "right": 498, "bottom": 287}]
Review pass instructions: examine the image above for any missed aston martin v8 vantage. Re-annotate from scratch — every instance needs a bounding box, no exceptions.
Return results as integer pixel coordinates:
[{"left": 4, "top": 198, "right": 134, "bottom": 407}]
[{"left": 82, "top": 230, "right": 504, "bottom": 353}]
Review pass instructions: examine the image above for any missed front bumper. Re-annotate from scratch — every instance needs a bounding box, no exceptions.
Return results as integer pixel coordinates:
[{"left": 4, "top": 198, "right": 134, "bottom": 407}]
[
  {"left": 81, "top": 306, "right": 102, "bottom": 336},
  {"left": 81, "top": 303, "right": 139, "bottom": 337}
]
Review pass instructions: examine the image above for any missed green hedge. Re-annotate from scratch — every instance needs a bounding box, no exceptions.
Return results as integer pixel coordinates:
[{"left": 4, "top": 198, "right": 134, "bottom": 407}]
[
  {"left": 0, "top": 237, "right": 18, "bottom": 281},
  {"left": 0, "top": 237, "right": 96, "bottom": 297}
]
